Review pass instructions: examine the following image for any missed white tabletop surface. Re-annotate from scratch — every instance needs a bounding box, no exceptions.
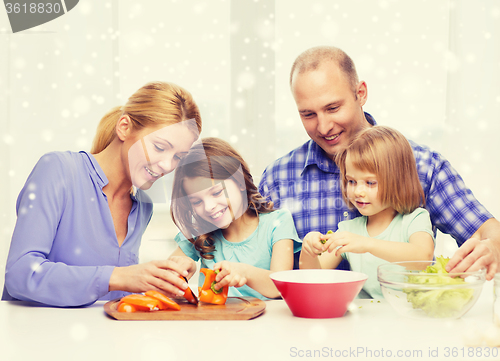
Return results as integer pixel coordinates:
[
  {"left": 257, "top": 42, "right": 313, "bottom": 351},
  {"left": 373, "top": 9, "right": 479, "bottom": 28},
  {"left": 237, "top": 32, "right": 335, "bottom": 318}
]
[{"left": 1, "top": 281, "right": 499, "bottom": 361}]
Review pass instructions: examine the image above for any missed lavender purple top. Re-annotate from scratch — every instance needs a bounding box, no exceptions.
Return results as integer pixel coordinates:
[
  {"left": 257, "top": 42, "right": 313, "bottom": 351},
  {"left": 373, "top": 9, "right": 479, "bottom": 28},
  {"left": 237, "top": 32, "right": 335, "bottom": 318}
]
[{"left": 2, "top": 151, "right": 153, "bottom": 306}]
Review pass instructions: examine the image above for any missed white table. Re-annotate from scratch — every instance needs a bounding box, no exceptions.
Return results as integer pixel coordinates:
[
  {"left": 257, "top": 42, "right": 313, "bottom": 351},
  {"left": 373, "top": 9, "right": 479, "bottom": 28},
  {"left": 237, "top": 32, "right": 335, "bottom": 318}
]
[{"left": 1, "top": 281, "right": 499, "bottom": 361}]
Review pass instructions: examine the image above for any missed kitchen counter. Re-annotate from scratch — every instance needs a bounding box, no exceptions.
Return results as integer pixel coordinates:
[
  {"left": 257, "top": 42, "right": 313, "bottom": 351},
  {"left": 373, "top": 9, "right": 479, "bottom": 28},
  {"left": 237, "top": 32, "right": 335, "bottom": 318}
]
[{"left": 1, "top": 281, "right": 499, "bottom": 361}]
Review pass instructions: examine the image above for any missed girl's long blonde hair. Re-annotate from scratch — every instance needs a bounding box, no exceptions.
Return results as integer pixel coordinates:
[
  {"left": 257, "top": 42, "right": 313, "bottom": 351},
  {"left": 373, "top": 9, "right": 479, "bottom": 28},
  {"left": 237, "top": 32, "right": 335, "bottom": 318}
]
[
  {"left": 336, "top": 125, "right": 425, "bottom": 214},
  {"left": 91, "top": 81, "right": 202, "bottom": 154},
  {"left": 171, "top": 137, "right": 274, "bottom": 259}
]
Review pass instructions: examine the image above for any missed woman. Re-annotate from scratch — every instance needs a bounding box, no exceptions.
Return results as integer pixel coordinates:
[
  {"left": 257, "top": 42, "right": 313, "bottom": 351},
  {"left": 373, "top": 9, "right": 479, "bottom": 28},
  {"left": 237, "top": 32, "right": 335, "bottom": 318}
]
[{"left": 2, "top": 81, "right": 202, "bottom": 307}]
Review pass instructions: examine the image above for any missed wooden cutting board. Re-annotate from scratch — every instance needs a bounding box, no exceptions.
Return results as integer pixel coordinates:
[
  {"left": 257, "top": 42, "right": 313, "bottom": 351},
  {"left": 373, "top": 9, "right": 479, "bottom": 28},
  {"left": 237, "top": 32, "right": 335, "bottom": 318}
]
[{"left": 104, "top": 296, "right": 266, "bottom": 320}]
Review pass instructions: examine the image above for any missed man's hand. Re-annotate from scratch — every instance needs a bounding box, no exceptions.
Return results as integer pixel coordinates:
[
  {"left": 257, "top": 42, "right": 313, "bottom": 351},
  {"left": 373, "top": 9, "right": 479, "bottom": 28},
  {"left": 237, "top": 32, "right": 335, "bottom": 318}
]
[{"left": 446, "top": 237, "right": 500, "bottom": 280}]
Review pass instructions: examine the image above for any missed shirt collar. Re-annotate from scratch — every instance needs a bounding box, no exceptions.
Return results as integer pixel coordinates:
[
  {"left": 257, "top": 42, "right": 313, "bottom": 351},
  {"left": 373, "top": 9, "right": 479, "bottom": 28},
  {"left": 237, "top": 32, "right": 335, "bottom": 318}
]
[
  {"left": 80, "top": 151, "right": 109, "bottom": 189},
  {"left": 302, "top": 112, "right": 377, "bottom": 175},
  {"left": 80, "top": 151, "right": 141, "bottom": 202},
  {"left": 303, "top": 140, "right": 338, "bottom": 175},
  {"left": 365, "top": 112, "right": 377, "bottom": 126}
]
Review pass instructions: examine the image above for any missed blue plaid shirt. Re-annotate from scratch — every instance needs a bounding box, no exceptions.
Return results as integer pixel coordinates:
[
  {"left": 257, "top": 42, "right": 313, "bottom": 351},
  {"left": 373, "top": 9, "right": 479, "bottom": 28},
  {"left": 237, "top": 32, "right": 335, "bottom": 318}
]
[{"left": 258, "top": 113, "right": 492, "bottom": 270}]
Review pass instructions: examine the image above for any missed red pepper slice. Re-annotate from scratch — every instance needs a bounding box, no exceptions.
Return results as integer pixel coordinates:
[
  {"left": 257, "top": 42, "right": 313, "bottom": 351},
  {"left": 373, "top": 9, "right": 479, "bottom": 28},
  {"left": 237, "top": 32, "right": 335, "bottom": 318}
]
[{"left": 198, "top": 268, "right": 228, "bottom": 305}]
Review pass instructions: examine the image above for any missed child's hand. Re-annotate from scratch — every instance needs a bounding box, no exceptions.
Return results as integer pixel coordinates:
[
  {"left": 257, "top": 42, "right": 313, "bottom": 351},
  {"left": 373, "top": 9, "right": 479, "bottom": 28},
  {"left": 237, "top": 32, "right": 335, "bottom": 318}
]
[
  {"left": 327, "top": 231, "right": 370, "bottom": 256},
  {"left": 302, "top": 231, "right": 334, "bottom": 257},
  {"left": 213, "top": 261, "right": 247, "bottom": 290}
]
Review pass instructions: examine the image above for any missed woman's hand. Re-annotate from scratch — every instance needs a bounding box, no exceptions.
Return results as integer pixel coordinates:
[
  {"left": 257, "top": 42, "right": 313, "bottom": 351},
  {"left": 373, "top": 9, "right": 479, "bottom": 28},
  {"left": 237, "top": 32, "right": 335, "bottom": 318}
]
[
  {"left": 213, "top": 261, "right": 248, "bottom": 290},
  {"left": 109, "top": 259, "right": 191, "bottom": 297},
  {"left": 168, "top": 255, "right": 197, "bottom": 279}
]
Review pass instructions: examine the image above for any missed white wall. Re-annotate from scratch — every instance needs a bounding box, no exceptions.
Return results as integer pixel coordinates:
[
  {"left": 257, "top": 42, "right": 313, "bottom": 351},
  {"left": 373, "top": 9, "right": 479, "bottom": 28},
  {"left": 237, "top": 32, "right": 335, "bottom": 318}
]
[
  {"left": 273, "top": 1, "right": 500, "bottom": 256},
  {"left": 1, "top": 1, "right": 499, "bottom": 292}
]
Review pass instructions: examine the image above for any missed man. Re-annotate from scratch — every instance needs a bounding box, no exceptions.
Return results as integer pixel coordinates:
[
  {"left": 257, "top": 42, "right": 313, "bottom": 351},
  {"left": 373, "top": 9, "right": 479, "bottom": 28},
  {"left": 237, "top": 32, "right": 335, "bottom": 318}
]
[{"left": 258, "top": 46, "right": 500, "bottom": 280}]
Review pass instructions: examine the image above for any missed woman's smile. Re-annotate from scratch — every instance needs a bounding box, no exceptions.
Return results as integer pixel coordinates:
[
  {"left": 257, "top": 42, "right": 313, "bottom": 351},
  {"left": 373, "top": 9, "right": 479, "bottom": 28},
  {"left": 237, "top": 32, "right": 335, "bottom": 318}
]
[
  {"left": 144, "top": 166, "right": 161, "bottom": 179},
  {"left": 128, "top": 122, "right": 197, "bottom": 190}
]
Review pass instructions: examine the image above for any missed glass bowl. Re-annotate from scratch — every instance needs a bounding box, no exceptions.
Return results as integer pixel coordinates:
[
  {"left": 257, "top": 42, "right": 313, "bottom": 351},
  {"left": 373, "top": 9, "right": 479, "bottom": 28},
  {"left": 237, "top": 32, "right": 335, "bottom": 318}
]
[{"left": 378, "top": 261, "right": 486, "bottom": 319}]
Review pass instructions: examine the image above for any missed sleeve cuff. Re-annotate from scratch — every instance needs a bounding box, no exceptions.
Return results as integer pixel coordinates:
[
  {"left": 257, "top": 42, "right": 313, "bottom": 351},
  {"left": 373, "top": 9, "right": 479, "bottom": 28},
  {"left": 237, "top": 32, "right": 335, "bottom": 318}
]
[{"left": 98, "top": 265, "right": 116, "bottom": 299}]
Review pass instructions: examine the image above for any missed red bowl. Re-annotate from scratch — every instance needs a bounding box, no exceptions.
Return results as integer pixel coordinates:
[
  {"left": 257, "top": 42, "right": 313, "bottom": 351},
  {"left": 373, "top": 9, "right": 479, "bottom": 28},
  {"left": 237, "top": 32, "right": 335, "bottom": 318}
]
[{"left": 270, "top": 269, "right": 368, "bottom": 318}]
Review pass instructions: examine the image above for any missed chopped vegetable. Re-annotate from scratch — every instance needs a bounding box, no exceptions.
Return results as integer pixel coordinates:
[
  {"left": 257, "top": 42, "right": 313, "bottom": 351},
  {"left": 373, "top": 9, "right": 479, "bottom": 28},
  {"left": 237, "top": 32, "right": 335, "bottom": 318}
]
[
  {"left": 180, "top": 275, "right": 198, "bottom": 305},
  {"left": 403, "top": 256, "right": 474, "bottom": 318},
  {"left": 117, "top": 292, "right": 181, "bottom": 312},
  {"left": 321, "top": 230, "right": 333, "bottom": 244},
  {"left": 318, "top": 230, "right": 333, "bottom": 255},
  {"left": 145, "top": 290, "right": 181, "bottom": 311},
  {"left": 117, "top": 302, "right": 137, "bottom": 313},
  {"left": 119, "top": 294, "right": 163, "bottom": 311},
  {"left": 198, "top": 268, "right": 228, "bottom": 305}
]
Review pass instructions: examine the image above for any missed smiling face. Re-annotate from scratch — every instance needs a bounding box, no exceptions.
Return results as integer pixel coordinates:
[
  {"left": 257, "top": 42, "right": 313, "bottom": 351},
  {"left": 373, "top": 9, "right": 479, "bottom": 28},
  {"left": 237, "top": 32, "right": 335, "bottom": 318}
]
[
  {"left": 345, "top": 154, "right": 395, "bottom": 219},
  {"left": 126, "top": 121, "right": 198, "bottom": 190},
  {"left": 291, "top": 61, "right": 370, "bottom": 160},
  {"left": 183, "top": 177, "right": 247, "bottom": 231}
]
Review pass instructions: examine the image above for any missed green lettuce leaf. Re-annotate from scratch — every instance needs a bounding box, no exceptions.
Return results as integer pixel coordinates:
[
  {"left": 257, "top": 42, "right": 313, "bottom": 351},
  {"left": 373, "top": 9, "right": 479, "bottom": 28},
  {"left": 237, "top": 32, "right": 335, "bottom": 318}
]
[{"left": 403, "top": 256, "right": 474, "bottom": 318}]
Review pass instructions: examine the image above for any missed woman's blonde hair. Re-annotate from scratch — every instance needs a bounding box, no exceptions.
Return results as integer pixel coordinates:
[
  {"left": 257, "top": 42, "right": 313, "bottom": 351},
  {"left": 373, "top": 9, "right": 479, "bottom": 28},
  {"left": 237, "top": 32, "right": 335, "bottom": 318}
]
[
  {"left": 91, "top": 81, "right": 202, "bottom": 154},
  {"left": 170, "top": 137, "right": 274, "bottom": 259},
  {"left": 336, "top": 125, "right": 425, "bottom": 214}
]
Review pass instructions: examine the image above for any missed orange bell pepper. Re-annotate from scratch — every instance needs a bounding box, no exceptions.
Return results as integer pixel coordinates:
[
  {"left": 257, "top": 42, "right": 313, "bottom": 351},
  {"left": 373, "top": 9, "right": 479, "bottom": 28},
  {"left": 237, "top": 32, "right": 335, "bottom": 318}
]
[
  {"left": 145, "top": 290, "right": 181, "bottom": 311},
  {"left": 117, "top": 292, "right": 181, "bottom": 312},
  {"left": 117, "top": 302, "right": 137, "bottom": 313},
  {"left": 119, "top": 294, "right": 163, "bottom": 311},
  {"left": 198, "top": 268, "right": 228, "bottom": 305},
  {"left": 179, "top": 275, "right": 199, "bottom": 305}
]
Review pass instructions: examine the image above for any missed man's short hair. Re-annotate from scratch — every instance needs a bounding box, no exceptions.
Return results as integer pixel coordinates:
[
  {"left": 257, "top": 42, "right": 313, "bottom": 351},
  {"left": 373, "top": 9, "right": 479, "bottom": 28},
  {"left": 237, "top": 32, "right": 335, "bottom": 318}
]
[{"left": 290, "top": 46, "right": 359, "bottom": 94}]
